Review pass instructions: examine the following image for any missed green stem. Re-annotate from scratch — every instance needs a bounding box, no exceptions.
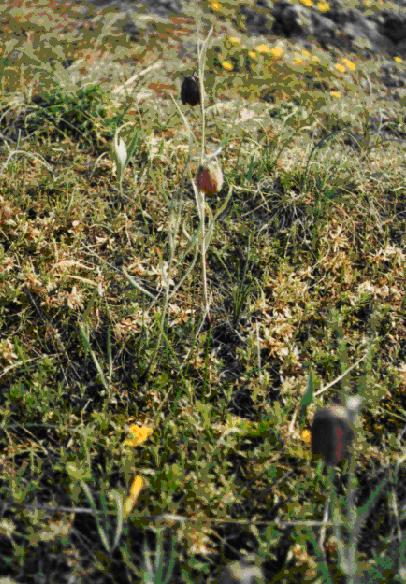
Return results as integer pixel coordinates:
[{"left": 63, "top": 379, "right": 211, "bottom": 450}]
[
  {"left": 200, "top": 192, "right": 210, "bottom": 318},
  {"left": 346, "top": 450, "right": 358, "bottom": 583}
]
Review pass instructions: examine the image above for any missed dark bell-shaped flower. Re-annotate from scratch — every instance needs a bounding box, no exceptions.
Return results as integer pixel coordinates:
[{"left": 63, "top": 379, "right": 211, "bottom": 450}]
[
  {"left": 196, "top": 161, "right": 224, "bottom": 195},
  {"left": 311, "top": 397, "right": 361, "bottom": 466},
  {"left": 181, "top": 75, "right": 200, "bottom": 106}
]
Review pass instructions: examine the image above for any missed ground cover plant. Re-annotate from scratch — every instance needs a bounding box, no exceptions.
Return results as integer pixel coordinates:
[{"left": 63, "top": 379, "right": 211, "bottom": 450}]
[{"left": 0, "top": 0, "right": 405, "bottom": 582}]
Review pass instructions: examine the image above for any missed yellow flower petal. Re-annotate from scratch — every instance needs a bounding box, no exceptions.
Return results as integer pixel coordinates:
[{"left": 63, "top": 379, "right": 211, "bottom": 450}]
[
  {"left": 248, "top": 50, "right": 257, "bottom": 60},
  {"left": 299, "top": 0, "right": 313, "bottom": 6},
  {"left": 393, "top": 56, "right": 402, "bottom": 63},
  {"left": 341, "top": 58, "right": 356, "bottom": 71},
  {"left": 334, "top": 63, "right": 346, "bottom": 74},
  {"left": 124, "top": 424, "right": 153, "bottom": 447},
  {"left": 330, "top": 90, "right": 342, "bottom": 98},
  {"left": 227, "top": 36, "right": 241, "bottom": 46},
  {"left": 300, "top": 429, "right": 312, "bottom": 445},
  {"left": 317, "top": 1, "right": 330, "bottom": 12},
  {"left": 221, "top": 60, "right": 234, "bottom": 71},
  {"left": 255, "top": 43, "right": 271, "bottom": 54},
  {"left": 269, "top": 46, "right": 284, "bottom": 59},
  {"left": 124, "top": 475, "right": 144, "bottom": 517},
  {"left": 209, "top": 1, "right": 221, "bottom": 11}
]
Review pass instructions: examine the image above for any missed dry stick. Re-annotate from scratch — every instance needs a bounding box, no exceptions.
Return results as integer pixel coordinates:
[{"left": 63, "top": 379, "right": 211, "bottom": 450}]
[
  {"left": 111, "top": 61, "right": 163, "bottom": 95},
  {"left": 0, "top": 354, "right": 58, "bottom": 379},
  {"left": 314, "top": 355, "right": 367, "bottom": 397},
  {"left": 19, "top": 503, "right": 346, "bottom": 528},
  {"left": 319, "top": 494, "right": 330, "bottom": 551}
]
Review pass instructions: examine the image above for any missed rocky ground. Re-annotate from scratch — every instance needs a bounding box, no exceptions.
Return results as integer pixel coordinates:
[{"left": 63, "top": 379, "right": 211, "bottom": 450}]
[
  {"left": 84, "top": 0, "right": 406, "bottom": 58},
  {"left": 78, "top": 0, "right": 405, "bottom": 96}
]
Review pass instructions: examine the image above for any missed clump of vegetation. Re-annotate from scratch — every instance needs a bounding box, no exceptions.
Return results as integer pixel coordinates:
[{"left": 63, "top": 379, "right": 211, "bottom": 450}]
[{"left": 27, "top": 85, "right": 118, "bottom": 147}]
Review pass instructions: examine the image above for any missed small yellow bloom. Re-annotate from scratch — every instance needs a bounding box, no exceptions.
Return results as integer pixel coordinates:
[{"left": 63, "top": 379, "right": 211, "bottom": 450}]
[
  {"left": 293, "top": 57, "right": 304, "bottom": 65},
  {"left": 124, "top": 424, "right": 153, "bottom": 447},
  {"left": 227, "top": 36, "right": 241, "bottom": 46},
  {"left": 299, "top": 0, "right": 313, "bottom": 6},
  {"left": 317, "top": 1, "right": 330, "bottom": 12},
  {"left": 221, "top": 60, "right": 234, "bottom": 71},
  {"left": 311, "top": 55, "right": 320, "bottom": 63},
  {"left": 209, "top": 0, "right": 221, "bottom": 11},
  {"left": 255, "top": 43, "right": 271, "bottom": 54},
  {"left": 393, "top": 56, "right": 402, "bottom": 63},
  {"left": 124, "top": 475, "right": 144, "bottom": 517},
  {"left": 330, "top": 90, "right": 342, "bottom": 98},
  {"left": 300, "top": 429, "right": 312, "bottom": 445},
  {"left": 341, "top": 58, "right": 356, "bottom": 71},
  {"left": 269, "top": 46, "right": 284, "bottom": 59},
  {"left": 334, "top": 63, "right": 346, "bottom": 74},
  {"left": 248, "top": 50, "right": 257, "bottom": 60}
]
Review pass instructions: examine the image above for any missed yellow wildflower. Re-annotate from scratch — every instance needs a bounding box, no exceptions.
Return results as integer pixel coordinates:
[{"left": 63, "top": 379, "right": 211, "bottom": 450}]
[
  {"left": 334, "top": 63, "right": 346, "bottom": 74},
  {"left": 300, "top": 429, "right": 312, "bottom": 445},
  {"left": 124, "top": 475, "right": 144, "bottom": 517},
  {"left": 209, "top": 0, "right": 221, "bottom": 11},
  {"left": 311, "top": 55, "right": 320, "bottom": 63},
  {"left": 301, "top": 48, "right": 312, "bottom": 59},
  {"left": 222, "top": 60, "right": 234, "bottom": 71},
  {"left": 317, "top": 1, "right": 330, "bottom": 12},
  {"left": 299, "top": 0, "right": 313, "bottom": 6},
  {"left": 341, "top": 58, "right": 356, "bottom": 71},
  {"left": 248, "top": 50, "right": 257, "bottom": 60},
  {"left": 393, "top": 56, "right": 402, "bottom": 63},
  {"left": 270, "top": 46, "right": 284, "bottom": 59},
  {"left": 255, "top": 43, "right": 272, "bottom": 54},
  {"left": 227, "top": 36, "right": 241, "bottom": 46},
  {"left": 330, "top": 90, "right": 342, "bottom": 98},
  {"left": 124, "top": 424, "right": 153, "bottom": 447},
  {"left": 293, "top": 57, "right": 304, "bottom": 65}
]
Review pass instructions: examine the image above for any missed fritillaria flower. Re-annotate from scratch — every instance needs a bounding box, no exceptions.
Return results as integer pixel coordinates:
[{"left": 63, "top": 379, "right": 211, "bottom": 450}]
[
  {"left": 196, "top": 161, "right": 224, "bottom": 195},
  {"left": 181, "top": 75, "right": 200, "bottom": 106},
  {"left": 311, "top": 396, "right": 362, "bottom": 466}
]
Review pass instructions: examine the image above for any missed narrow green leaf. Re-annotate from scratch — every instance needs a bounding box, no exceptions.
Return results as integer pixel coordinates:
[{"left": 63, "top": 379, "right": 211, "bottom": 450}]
[{"left": 300, "top": 371, "right": 314, "bottom": 409}]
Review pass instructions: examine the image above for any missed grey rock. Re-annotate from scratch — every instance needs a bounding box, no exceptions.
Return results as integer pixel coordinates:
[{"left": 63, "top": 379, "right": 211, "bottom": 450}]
[
  {"left": 343, "top": 8, "right": 392, "bottom": 50},
  {"left": 272, "top": 2, "right": 313, "bottom": 36},
  {"left": 381, "top": 11, "right": 406, "bottom": 44},
  {"left": 311, "top": 12, "right": 337, "bottom": 44},
  {"left": 122, "top": 12, "right": 139, "bottom": 40},
  {"left": 381, "top": 62, "right": 405, "bottom": 88},
  {"left": 241, "top": 5, "right": 271, "bottom": 35},
  {"left": 272, "top": 0, "right": 404, "bottom": 55}
]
